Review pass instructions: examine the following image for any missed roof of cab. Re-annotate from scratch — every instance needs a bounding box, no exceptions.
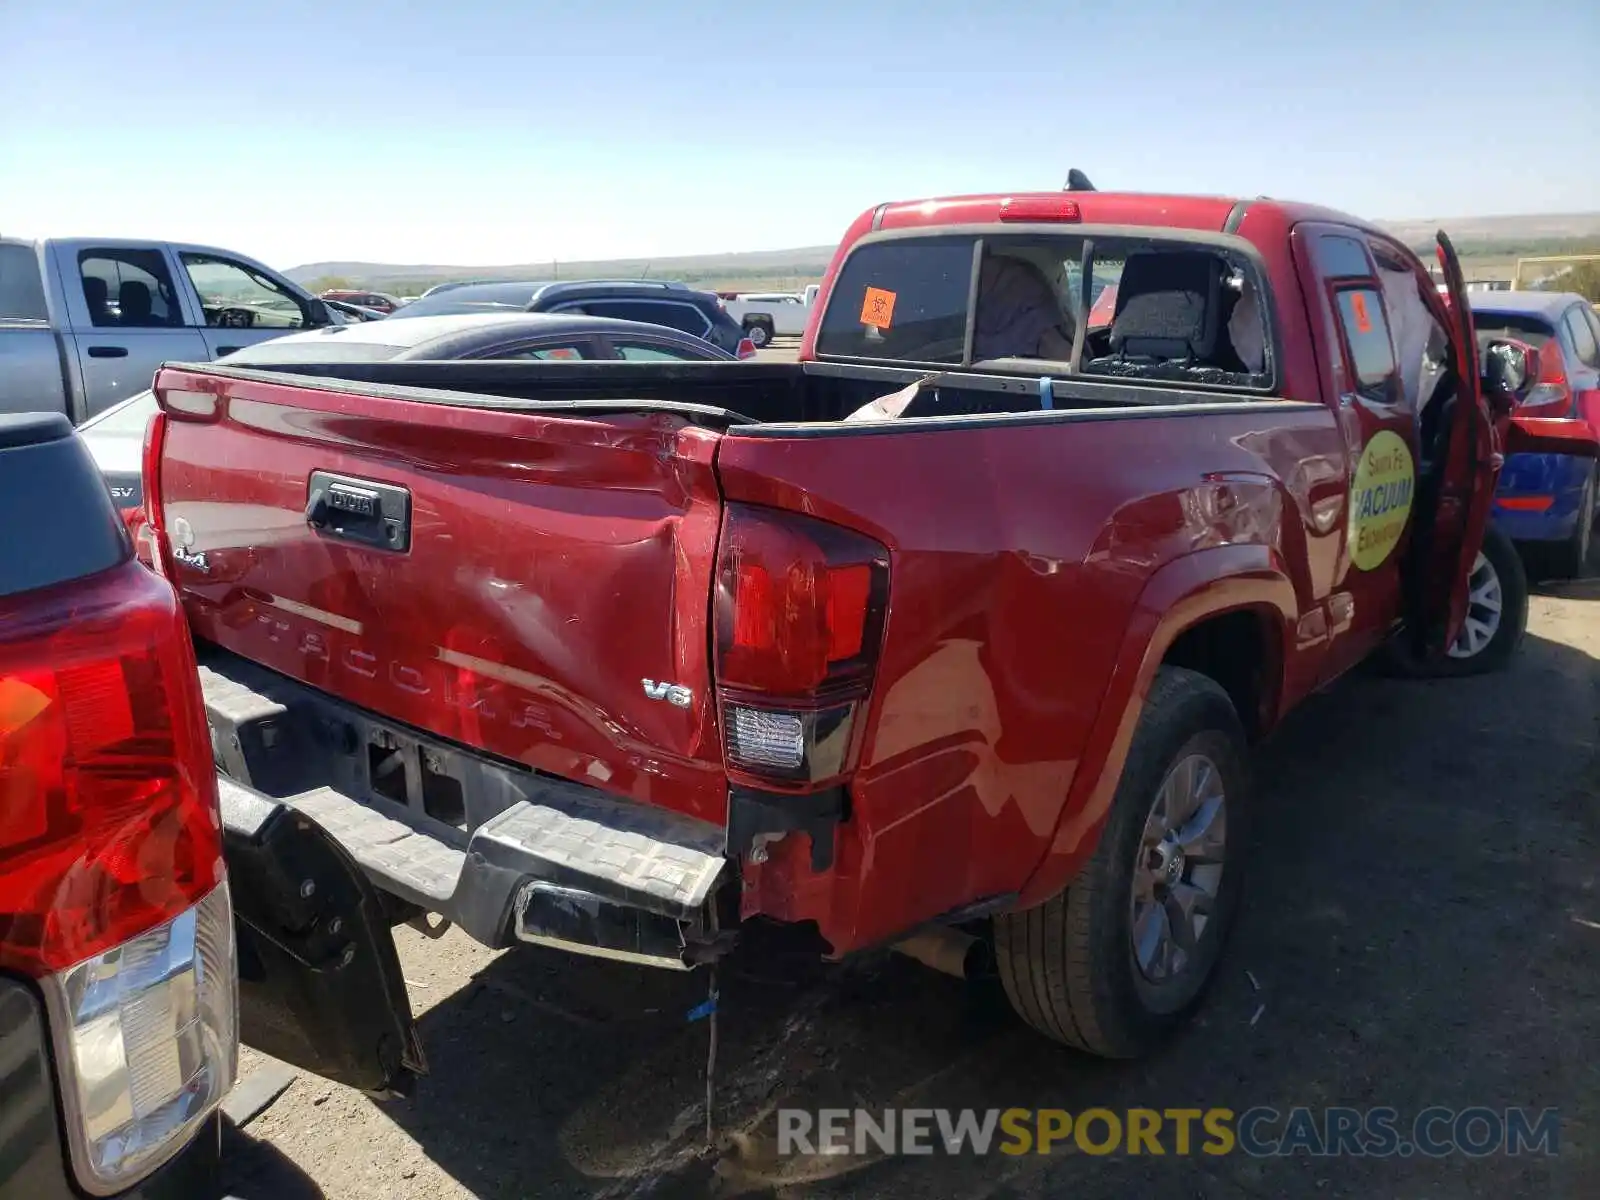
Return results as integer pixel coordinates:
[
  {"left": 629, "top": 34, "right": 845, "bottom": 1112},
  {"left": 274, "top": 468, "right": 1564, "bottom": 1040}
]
[
  {"left": 867, "top": 191, "right": 1384, "bottom": 238},
  {"left": 1468, "top": 290, "right": 1588, "bottom": 316}
]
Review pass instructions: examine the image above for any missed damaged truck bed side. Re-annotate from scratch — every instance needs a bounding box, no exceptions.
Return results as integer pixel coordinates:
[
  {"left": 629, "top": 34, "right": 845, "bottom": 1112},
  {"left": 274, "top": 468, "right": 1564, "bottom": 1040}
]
[{"left": 142, "top": 191, "right": 1597, "bottom": 1058}]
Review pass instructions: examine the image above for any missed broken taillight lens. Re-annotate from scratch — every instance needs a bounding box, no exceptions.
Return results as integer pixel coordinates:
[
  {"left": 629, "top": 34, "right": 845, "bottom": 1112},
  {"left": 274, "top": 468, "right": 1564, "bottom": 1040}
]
[{"left": 714, "top": 504, "right": 888, "bottom": 786}]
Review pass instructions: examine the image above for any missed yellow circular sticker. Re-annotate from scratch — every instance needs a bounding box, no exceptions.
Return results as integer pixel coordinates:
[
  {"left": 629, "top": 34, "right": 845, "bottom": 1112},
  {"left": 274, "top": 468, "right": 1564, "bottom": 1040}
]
[{"left": 1349, "top": 430, "right": 1416, "bottom": 571}]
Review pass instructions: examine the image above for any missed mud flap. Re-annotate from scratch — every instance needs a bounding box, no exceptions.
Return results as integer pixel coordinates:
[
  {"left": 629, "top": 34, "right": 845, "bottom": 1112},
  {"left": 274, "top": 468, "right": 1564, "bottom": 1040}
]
[{"left": 218, "top": 776, "right": 424, "bottom": 1097}]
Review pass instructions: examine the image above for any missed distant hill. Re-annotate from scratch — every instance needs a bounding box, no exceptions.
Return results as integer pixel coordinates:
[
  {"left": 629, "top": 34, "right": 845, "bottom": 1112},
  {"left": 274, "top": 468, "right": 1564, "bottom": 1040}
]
[
  {"left": 1375, "top": 211, "right": 1600, "bottom": 248},
  {"left": 286, "top": 246, "right": 838, "bottom": 295},
  {"left": 287, "top": 212, "right": 1600, "bottom": 293}
]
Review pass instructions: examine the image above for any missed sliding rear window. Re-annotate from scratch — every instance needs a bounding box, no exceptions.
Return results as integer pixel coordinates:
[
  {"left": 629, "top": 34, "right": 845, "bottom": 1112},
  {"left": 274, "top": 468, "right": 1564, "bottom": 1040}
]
[{"left": 815, "top": 231, "right": 1273, "bottom": 391}]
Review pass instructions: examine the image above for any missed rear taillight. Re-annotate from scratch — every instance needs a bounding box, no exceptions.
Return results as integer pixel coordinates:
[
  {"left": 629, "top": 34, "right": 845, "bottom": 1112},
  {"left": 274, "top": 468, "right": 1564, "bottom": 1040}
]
[
  {"left": 140, "top": 409, "right": 166, "bottom": 535},
  {"left": 736, "top": 337, "right": 757, "bottom": 360},
  {"left": 0, "top": 558, "right": 234, "bottom": 1190},
  {"left": 47, "top": 884, "right": 235, "bottom": 1191},
  {"left": 0, "top": 560, "right": 221, "bottom": 973},
  {"left": 714, "top": 504, "right": 888, "bottom": 787},
  {"left": 139, "top": 410, "right": 175, "bottom": 579},
  {"left": 1520, "top": 346, "right": 1573, "bottom": 417}
]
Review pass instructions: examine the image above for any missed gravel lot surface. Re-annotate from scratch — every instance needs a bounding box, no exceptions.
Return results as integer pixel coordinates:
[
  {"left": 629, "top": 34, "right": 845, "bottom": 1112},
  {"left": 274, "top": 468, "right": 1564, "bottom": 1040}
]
[{"left": 219, "top": 568, "right": 1600, "bottom": 1200}]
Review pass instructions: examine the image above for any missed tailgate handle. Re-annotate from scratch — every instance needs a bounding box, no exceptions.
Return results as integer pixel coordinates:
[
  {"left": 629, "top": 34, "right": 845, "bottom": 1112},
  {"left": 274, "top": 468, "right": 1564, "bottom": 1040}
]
[{"left": 306, "top": 471, "right": 411, "bottom": 552}]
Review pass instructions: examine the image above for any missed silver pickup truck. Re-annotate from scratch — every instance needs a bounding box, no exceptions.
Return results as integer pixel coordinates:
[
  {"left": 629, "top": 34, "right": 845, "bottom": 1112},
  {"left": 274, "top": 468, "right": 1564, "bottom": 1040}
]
[{"left": 0, "top": 236, "right": 337, "bottom": 422}]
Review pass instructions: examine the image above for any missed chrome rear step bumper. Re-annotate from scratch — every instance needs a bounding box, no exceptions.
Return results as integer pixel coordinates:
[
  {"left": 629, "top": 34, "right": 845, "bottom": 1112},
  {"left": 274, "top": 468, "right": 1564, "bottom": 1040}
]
[
  {"left": 514, "top": 883, "right": 697, "bottom": 970},
  {"left": 198, "top": 649, "right": 729, "bottom": 965}
]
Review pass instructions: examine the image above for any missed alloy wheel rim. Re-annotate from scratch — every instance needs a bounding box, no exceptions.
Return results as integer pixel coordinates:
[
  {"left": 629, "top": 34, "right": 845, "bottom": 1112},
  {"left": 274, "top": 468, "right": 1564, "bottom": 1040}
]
[
  {"left": 1129, "top": 753, "right": 1227, "bottom": 985},
  {"left": 1447, "top": 551, "right": 1502, "bottom": 659}
]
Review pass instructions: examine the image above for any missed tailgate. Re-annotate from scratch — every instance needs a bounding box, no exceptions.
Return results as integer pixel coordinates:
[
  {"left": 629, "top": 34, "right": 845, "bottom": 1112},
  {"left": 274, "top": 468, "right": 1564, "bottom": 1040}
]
[{"left": 151, "top": 366, "right": 729, "bottom": 826}]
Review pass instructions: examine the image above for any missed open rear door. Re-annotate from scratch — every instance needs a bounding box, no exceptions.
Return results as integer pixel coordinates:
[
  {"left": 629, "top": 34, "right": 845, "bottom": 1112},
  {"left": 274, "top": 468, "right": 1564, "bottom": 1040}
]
[{"left": 1409, "top": 231, "right": 1499, "bottom": 657}]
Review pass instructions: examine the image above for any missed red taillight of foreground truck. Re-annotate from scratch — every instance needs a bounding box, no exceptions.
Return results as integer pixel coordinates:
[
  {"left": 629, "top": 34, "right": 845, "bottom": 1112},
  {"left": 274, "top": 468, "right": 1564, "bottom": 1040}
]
[
  {"left": 0, "top": 558, "right": 235, "bottom": 1190},
  {"left": 714, "top": 504, "right": 889, "bottom": 788}
]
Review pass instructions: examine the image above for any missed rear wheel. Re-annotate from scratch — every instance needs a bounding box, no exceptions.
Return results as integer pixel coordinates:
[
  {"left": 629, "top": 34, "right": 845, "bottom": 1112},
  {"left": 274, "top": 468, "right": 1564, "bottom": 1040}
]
[
  {"left": 1552, "top": 462, "right": 1595, "bottom": 580},
  {"left": 994, "top": 667, "right": 1249, "bottom": 1057},
  {"left": 744, "top": 319, "right": 773, "bottom": 348}
]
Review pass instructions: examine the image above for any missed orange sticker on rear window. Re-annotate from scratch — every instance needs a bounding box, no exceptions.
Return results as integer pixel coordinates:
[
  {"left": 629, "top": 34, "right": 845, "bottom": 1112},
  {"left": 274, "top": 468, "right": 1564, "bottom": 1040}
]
[
  {"left": 860, "top": 287, "right": 897, "bottom": 330},
  {"left": 1351, "top": 291, "right": 1372, "bottom": 334}
]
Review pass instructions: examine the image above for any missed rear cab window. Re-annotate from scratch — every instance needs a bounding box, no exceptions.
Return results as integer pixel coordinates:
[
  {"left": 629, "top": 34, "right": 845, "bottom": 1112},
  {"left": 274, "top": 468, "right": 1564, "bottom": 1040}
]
[{"left": 814, "top": 230, "right": 1274, "bottom": 391}]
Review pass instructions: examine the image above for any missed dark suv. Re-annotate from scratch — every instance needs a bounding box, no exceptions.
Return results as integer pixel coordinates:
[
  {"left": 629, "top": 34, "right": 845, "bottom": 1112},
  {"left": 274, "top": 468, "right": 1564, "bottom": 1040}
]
[{"left": 396, "top": 279, "right": 752, "bottom": 356}]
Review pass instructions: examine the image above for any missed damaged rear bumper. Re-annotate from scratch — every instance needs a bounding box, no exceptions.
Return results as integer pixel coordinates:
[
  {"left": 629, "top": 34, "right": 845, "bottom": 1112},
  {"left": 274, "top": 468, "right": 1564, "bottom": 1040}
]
[{"left": 200, "top": 649, "right": 732, "bottom": 969}]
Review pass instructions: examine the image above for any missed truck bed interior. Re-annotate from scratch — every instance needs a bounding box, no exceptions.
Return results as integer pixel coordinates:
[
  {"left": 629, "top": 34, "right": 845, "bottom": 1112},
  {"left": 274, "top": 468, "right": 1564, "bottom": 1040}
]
[{"left": 186, "top": 357, "right": 1285, "bottom": 432}]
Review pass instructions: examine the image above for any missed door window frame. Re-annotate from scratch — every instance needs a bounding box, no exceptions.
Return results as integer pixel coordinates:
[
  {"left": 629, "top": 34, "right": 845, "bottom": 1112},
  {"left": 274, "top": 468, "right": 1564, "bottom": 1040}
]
[
  {"left": 71, "top": 245, "right": 193, "bottom": 330},
  {"left": 1562, "top": 304, "right": 1600, "bottom": 369},
  {"left": 462, "top": 334, "right": 604, "bottom": 360},
  {"left": 177, "top": 251, "right": 314, "bottom": 332},
  {"left": 1580, "top": 305, "right": 1600, "bottom": 357},
  {"left": 1313, "top": 232, "right": 1405, "bottom": 411},
  {"left": 600, "top": 333, "right": 713, "bottom": 361}
]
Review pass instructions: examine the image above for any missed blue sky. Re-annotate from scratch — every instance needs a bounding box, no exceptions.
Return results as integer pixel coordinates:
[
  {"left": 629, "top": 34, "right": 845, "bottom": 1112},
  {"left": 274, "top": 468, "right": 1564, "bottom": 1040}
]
[{"left": 2, "top": 0, "right": 1595, "bottom": 269}]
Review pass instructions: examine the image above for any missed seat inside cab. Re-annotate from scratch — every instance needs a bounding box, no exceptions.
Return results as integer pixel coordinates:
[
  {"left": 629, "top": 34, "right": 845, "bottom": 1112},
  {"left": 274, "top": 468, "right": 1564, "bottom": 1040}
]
[{"left": 970, "top": 241, "right": 1270, "bottom": 388}]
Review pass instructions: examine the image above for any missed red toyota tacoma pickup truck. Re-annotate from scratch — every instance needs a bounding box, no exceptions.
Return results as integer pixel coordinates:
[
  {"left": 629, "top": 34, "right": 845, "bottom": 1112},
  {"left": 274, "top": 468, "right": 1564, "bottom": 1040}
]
[{"left": 140, "top": 190, "right": 1595, "bottom": 1061}]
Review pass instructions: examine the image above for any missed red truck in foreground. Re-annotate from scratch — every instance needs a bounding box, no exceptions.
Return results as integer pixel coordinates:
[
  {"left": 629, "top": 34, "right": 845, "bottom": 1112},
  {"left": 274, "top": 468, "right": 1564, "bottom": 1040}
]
[{"left": 141, "top": 191, "right": 1595, "bottom": 1063}]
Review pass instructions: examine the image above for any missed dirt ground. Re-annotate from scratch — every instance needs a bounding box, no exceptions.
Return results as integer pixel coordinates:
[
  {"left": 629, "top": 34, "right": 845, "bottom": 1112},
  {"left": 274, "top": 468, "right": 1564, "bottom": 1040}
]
[{"left": 216, "top": 571, "right": 1600, "bottom": 1200}]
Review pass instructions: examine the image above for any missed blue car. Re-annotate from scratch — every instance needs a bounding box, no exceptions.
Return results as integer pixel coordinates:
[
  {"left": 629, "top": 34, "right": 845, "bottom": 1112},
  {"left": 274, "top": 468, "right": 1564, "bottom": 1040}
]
[{"left": 1470, "top": 291, "right": 1600, "bottom": 577}]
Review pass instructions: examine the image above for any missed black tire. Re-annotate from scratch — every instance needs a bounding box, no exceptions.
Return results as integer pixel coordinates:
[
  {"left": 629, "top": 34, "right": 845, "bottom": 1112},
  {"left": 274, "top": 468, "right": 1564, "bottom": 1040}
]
[
  {"left": 994, "top": 667, "right": 1250, "bottom": 1057},
  {"left": 1552, "top": 462, "right": 1595, "bottom": 581},
  {"left": 1385, "top": 522, "right": 1528, "bottom": 677},
  {"left": 744, "top": 319, "right": 773, "bottom": 348}
]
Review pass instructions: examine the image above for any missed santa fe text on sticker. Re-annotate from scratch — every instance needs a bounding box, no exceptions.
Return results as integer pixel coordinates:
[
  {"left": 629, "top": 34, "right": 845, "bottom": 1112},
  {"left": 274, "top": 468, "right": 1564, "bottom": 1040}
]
[
  {"left": 860, "top": 287, "right": 897, "bottom": 329},
  {"left": 1348, "top": 429, "right": 1415, "bottom": 571}
]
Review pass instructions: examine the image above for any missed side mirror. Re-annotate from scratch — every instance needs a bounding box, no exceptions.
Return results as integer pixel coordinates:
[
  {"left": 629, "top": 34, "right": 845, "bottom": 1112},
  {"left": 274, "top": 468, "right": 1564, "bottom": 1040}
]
[
  {"left": 1481, "top": 338, "right": 1536, "bottom": 412},
  {"left": 306, "top": 298, "right": 334, "bottom": 327}
]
